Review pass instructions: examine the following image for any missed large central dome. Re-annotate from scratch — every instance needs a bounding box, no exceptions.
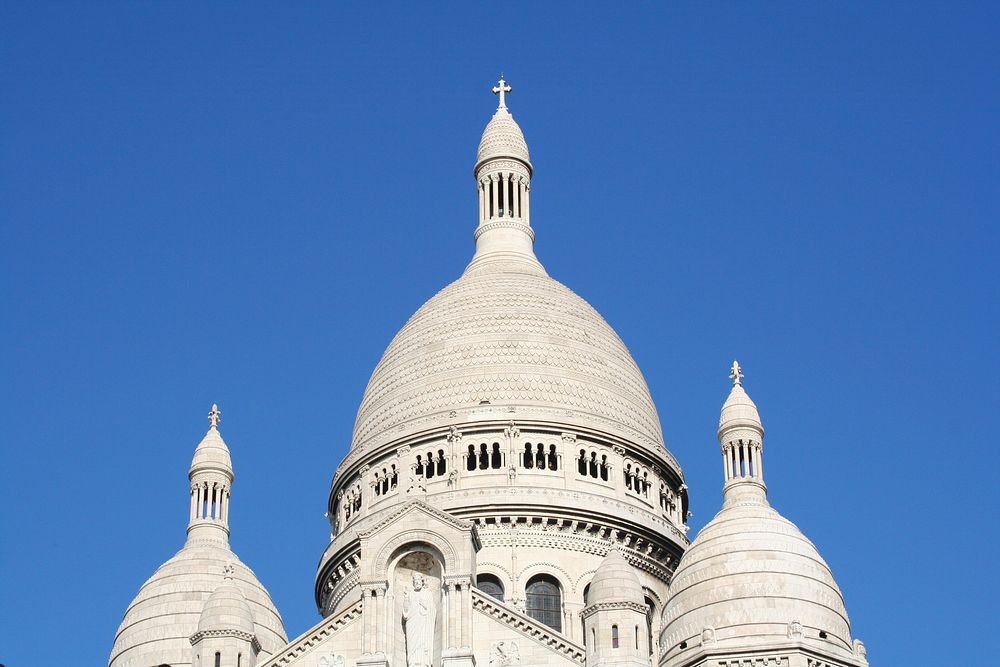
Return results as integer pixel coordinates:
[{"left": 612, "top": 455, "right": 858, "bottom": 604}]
[{"left": 351, "top": 256, "right": 665, "bottom": 452}]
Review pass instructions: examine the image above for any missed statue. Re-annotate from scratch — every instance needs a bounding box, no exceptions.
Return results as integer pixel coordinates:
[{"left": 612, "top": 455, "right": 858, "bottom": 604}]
[{"left": 402, "top": 572, "right": 436, "bottom": 667}]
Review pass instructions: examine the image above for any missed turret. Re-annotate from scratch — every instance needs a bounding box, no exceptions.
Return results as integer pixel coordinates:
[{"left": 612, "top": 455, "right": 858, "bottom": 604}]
[
  {"left": 190, "top": 563, "right": 260, "bottom": 667},
  {"left": 582, "top": 548, "right": 649, "bottom": 667},
  {"left": 469, "top": 76, "right": 540, "bottom": 267},
  {"left": 187, "top": 404, "right": 234, "bottom": 544},
  {"left": 718, "top": 361, "right": 766, "bottom": 507}
]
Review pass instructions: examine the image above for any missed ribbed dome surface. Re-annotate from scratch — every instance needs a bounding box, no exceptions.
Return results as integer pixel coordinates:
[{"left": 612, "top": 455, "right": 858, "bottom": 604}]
[
  {"left": 476, "top": 107, "right": 531, "bottom": 171},
  {"left": 351, "top": 258, "right": 665, "bottom": 452},
  {"left": 660, "top": 493, "right": 853, "bottom": 662},
  {"left": 109, "top": 542, "right": 286, "bottom": 667}
]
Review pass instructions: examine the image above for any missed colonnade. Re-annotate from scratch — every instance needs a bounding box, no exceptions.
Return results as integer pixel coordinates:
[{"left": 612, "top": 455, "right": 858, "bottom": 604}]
[
  {"left": 189, "top": 481, "right": 230, "bottom": 524},
  {"left": 477, "top": 173, "right": 530, "bottom": 224},
  {"left": 722, "top": 440, "right": 763, "bottom": 483}
]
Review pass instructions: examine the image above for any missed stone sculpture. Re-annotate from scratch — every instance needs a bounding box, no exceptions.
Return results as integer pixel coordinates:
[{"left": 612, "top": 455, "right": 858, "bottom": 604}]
[{"left": 402, "top": 572, "right": 436, "bottom": 667}]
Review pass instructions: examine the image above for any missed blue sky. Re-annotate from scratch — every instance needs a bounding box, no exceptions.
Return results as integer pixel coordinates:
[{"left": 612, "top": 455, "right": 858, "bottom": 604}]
[{"left": 1, "top": 3, "right": 997, "bottom": 665}]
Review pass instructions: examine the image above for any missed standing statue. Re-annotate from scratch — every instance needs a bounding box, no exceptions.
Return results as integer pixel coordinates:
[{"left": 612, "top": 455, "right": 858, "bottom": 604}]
[{"left": 402, "top": 572, "right": 436, "bottom": 667}]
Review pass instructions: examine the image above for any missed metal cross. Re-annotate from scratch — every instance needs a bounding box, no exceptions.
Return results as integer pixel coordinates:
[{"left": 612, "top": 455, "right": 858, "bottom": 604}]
[
  {"left": 492, "top": 76, "right": 511, "bottom": 109},
  {"left": 208, "top": 403, "right": 221, "bottom": 428},
  {"left": 730, "top": 361, "right": 744, "bottom": 386}
]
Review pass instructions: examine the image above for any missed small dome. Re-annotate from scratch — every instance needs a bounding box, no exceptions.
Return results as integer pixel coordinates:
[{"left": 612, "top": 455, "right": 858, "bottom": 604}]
[
  {"left": 476, "top": 107, "right": 532, "bottom": 173},
  {"left": 588, "top": 548, "right": 644, "bottom": 607},
  {"left": 718, "top": 383, "right": 763, "bottom": 435},
  {"left": 109, "top": 542, "right": 286, "bottom": 667},
  {"left": 660, "top": 494, "right": 854, "bottom": 663},
  {"left": 198, "top": 576, "right": 255, "bottom": 635},
  {"left": 190, "top": 426, "right": 233, "bottom": 475}
]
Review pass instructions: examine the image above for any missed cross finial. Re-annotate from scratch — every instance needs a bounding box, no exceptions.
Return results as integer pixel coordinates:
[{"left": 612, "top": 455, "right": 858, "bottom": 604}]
[
  {"left": 492, "top": 75, "right": 512, "bottom": 109},
  {"left": 208, "top": 403, "right": 221, "bottom": 429},
  {"left": 730, "top": 360, "right": 744, "bottom": 387}
]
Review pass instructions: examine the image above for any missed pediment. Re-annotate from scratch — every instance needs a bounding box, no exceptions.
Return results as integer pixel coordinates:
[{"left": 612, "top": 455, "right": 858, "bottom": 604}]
[{"left": 357, "top": 499, "right": 477, "bottom": 544}]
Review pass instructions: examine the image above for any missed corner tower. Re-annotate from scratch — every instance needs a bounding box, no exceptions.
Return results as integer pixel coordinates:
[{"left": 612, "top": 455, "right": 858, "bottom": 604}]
[
  {"left": 659, "top": 365, "right": 868, "bottom": 667},
  {"left": 109, "top": 406, "right": 287, "bottom": 667},
  {"left": 316, "top": 80, "right": 689, "bottom": 664}
]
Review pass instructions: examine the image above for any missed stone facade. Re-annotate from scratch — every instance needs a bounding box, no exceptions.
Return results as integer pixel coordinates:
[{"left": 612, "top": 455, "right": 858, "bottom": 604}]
[{"left": 108, "top": 81, "right": 869, "bottom": 667}]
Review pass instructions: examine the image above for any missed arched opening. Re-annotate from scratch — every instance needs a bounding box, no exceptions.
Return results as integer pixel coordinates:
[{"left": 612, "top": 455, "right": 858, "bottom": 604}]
[
  {"left": 476, "top": 573, "right": 504, "bottom": 602},
  {"left": 524, "top": 443, "right": 534, "bottom": 468},
  {"left": 467, "top": 444, "right": 476, "bottom": 471},
  {"left": 612, "top": 624, "right": 619, "bottom": 649},
  {"left": 525, "top": 574, "right": 562, "bottom": 632},
  {"left": 214, "top": 652, "right": 221, "bottom": 667}
]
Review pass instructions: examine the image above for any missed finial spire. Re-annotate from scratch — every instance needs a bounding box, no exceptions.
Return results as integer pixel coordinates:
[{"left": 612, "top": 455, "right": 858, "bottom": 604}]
[
  {"left": 208, "top": 403, "right": 221, "bottom": 429},
  {"left": 492, "top": 75, "right": 512, "bottom": 109},
  {"left": 730, "top": 360, "right": 744, "bottom": 387}
]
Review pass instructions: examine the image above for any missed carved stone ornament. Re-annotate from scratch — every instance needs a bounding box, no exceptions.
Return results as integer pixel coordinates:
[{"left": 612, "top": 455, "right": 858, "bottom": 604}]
[
  {"left": 489, "top": 640, "right": 521, "bottom": 667},
  {"left": 701, "top": 626, "right": 716, "bottom": 646},
  {"left": 787, "top": 619, "right": 804, "bottom": 639},
  {"left": 318, "top": 655, "right": 345, "bottom": 667}
]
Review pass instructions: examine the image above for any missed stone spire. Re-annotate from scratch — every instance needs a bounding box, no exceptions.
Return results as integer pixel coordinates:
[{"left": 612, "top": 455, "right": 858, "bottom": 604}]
[
  {"left": 717, "top": 362, "right": 766, "bottom": 505},
  {"left": 187, "top": 404, "right": 235, "bottom": 544},
  {"left": 469, "top": 76, "right": 540, "bottom": 269}
]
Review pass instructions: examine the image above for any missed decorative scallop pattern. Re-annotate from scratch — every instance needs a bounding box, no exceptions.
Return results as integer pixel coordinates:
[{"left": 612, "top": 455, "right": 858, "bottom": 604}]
[
  {"left": 351, "top": 258, "right": 665, "bottom": 452},
  {"left": 477, "top": 107, "right": 531, "bottom": 168}
]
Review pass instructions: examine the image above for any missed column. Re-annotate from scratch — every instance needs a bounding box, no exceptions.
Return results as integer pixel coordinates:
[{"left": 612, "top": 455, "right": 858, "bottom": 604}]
[
  {"left": 500, "top": 173, "right": 509, "bottom": 217},
  {"left": 490, "top": 177, "right": 498, "bottom": 219},
  {"left": 446, "top": 582, "right": 457, "bottom": 648},
  {"left": 514, "top": 178, "right": 521, "bottom": 218},
  {"left": 189, "top": 486, "right": 197, "bottom": 522},
  {"left": 523, "top": 184, "right": 530, "bottom": 224},
  {"left": 220, "top": 487, "right": 228, "bottom": 523},
  {"left": 462, "top": 581, "right": 471, "bottom": 648},
  {"left": 375, "top": 586, "right": 386, "bottom": 653},
  {"left": 478, "top": 182, "right": 485, "bottom": 223},
  {"left": 756, "top": 445, "right": 764, "bottom": 481},
  {"left": 722, "top": 449, "right": 730, "bottom": 481},
  {"left": 363, "top": 588, "right": 374, "bottom": 654},
  {"left": 195, "top": 483, "right": 204, "bottom": 520}
]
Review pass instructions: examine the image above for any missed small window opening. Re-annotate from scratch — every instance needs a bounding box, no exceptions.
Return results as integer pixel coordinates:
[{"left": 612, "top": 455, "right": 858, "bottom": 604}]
[{"left": 612, "top": 625, "right": 619, "bottom": 649}]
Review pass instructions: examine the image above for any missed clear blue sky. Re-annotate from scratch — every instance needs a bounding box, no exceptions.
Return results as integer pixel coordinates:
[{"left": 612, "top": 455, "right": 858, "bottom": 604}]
[{"left": 1, "top": 3, "right": 997, "bottom": 665}]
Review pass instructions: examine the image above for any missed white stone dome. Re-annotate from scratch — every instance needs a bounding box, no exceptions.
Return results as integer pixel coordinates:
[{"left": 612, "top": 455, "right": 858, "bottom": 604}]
[
  {"left": 718, "top": 383, "right": 763, "bottom": 435},
  {"left": 660, "top": 492, "right": 854, "bottom": 663},
  {"left": 350, "top": 256, "right": 665, "bottom": 453},
  {"left": 109, "top": 542, "right": 286, "bottom": 667},
  {"left": 197, "top": 577, "right": 256, "bottom": 635},
  {"left": 190, "top": 425, "right": 233, "bottom": 474},
  {"left": 588, "top": 548, "right": 645, "bottom": 607},
  {"left": 475, "top": 107, "right": 532, "bottom": 173}
]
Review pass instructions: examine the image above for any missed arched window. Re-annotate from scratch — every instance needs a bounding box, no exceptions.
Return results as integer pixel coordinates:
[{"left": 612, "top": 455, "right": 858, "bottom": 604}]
[
  {"left": 214, "top": 652, "right": 221, "bottom": 667},
  {"left": 467, "top": 444, "right": 476, "bottom": 471},
  {"left": 612, "top": 624, "right": 619, "bottom": 648},
  {"left": 524, "top": 443, "right": 534, "bottom": 468},
  {"left": 476, "top": 573, "right": 505, "bottom": 602},
  {"left": 525, "top": 574, "right": 562, "bottom": 632}
]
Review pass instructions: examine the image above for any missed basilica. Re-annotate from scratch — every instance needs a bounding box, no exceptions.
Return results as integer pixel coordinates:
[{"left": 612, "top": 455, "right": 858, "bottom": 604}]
[{"left": 109, "top": 80, "right": 870, "bottom": 667}]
